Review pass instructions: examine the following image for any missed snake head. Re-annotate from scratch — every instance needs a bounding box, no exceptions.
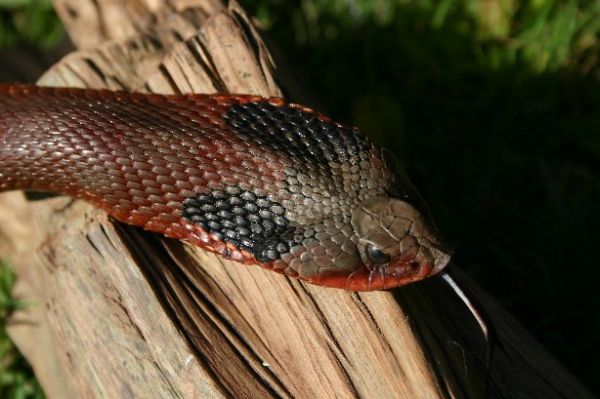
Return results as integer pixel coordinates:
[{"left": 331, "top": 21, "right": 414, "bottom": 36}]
[{"left": 344, "top": 196, "right": 451, "bottom": 290}]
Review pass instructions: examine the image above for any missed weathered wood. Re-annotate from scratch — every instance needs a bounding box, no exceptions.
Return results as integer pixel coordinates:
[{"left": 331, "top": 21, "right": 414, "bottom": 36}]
[{"left": 1, "top": 1, "right": 594, "bottom": 398}]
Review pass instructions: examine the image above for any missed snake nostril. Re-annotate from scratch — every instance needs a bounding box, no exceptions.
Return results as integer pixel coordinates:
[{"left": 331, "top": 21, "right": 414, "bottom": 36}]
[{"left": 409, "top": 261, "right": 420, "bottom": 270}]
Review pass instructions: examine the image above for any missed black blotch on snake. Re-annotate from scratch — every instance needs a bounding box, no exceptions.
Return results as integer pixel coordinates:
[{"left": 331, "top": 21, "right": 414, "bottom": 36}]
[
  {"left": 182, "top": 186, "right": 301, "bottom": 262},
  {"left": 224, "top": 101, "right": 371, "bottom": 164}
]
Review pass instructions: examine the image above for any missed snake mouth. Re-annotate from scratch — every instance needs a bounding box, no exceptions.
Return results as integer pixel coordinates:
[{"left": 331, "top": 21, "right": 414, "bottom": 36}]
[{"left": 303, "top": 256, "right": 435, "bottom": 291}]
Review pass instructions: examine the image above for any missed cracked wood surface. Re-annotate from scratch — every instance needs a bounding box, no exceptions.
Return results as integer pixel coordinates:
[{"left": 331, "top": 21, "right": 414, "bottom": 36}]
[{"left": 0, "top": 0, "right": 595, "bottom": 398}]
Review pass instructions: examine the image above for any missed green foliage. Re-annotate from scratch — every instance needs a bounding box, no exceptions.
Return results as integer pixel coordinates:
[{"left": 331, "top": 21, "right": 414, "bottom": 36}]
[
  {"left": 243, "top": 0, "right": 600, "bottom": 393},
  {"left": 0, "top": 0, "right": 63, "bottom": 49},
  {"left": 251, "top": 0, "right": 600, "bottom": 73},
  {"left": 0, "top": 262, "right": 44, "bottom": 399}
]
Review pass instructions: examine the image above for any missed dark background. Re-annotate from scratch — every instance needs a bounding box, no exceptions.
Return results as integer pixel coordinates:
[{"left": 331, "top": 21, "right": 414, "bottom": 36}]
[{"left": 0, "top": 0, "right": 598, "bottom": 396}]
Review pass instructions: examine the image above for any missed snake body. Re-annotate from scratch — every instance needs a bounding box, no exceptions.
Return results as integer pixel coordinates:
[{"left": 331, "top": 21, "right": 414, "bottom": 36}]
[{"left": 0, "top": 84, "right": 450, "bottom": 290}]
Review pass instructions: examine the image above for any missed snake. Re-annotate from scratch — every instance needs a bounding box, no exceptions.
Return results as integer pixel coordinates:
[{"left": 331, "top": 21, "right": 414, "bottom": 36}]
[{"left": 0, "top": 84, "right": 451, "bottom": 290}]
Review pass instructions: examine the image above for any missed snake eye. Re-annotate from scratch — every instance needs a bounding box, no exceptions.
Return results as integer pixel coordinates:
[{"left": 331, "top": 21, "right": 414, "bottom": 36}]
[{"left": 366, "top": 243, "right": 391, "bottom": 264}]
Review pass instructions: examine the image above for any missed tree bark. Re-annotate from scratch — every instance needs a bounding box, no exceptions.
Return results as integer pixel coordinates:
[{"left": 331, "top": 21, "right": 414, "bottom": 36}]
[{"left": 0, "top": 1, "right": 594, "bottom": 398}]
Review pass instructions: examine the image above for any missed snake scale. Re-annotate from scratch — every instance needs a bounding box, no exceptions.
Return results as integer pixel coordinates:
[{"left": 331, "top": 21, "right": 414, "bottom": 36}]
[{"left": 0, "top": 84, "right": 451, "bottom": 290}]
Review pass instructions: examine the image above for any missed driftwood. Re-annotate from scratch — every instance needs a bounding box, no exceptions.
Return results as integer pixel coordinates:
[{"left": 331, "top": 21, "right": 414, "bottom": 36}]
[{"left": 0, "top": 1, "right": 594, "bottom": 398}]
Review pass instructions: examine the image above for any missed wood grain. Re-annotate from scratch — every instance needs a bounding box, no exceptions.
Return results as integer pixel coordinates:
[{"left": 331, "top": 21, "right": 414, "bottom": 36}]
[{"left": 1, "top": 0, "right": 594, "bottom": 398}]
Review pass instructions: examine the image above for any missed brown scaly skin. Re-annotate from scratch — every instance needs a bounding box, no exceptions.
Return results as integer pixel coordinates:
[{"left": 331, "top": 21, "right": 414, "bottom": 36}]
[{"left": 0, "top": 84, "right": 450, "bottom": 290}]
